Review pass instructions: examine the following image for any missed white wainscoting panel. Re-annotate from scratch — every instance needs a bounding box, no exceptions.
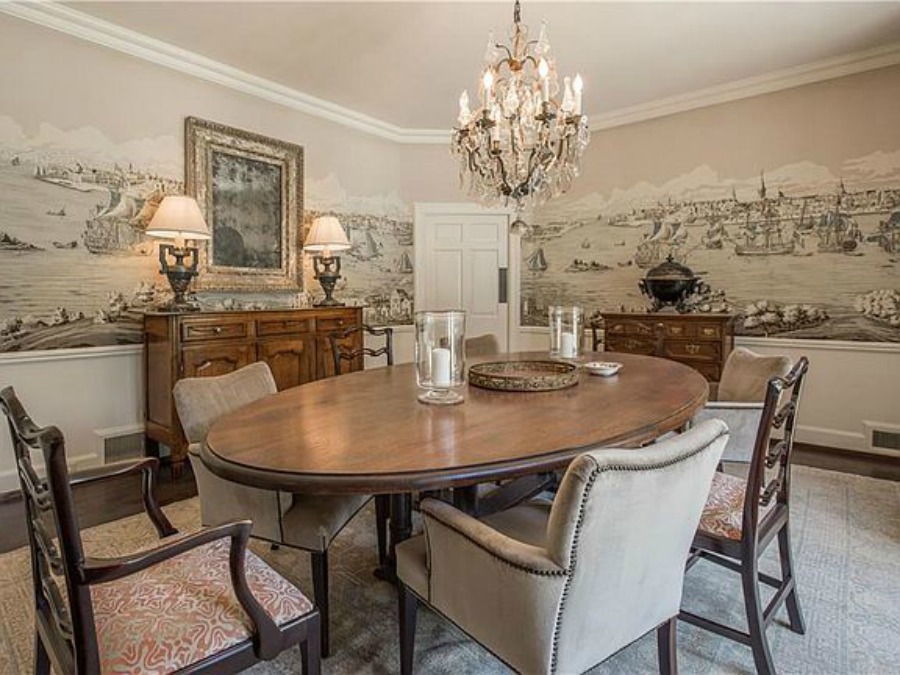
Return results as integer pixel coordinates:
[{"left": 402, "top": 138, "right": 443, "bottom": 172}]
[
  {"left": 517, "top": 327, "right": 900, "bottom": 453},
  {"left": 0, "top": 345, "right": 144, "bottom": 493}
]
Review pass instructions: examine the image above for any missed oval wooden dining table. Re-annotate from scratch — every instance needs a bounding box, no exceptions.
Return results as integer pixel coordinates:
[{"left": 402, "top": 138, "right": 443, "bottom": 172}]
[{"left": 204, "top": 351, "right": 708, "bottom": 578}]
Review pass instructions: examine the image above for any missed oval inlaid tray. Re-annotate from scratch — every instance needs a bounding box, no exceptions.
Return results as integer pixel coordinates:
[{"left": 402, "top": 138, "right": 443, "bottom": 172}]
[{"left": 468, "top": 360, "right": 579, "bottom": 392}]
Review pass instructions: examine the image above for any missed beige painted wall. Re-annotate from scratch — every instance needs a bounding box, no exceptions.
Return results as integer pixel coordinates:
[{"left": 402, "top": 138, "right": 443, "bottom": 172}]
[
  {"left": 1, "top": 15, "right": 898, "bottom": 493},
  {"left": 0, "top": 14, "right": 414, "bottom": 489}
]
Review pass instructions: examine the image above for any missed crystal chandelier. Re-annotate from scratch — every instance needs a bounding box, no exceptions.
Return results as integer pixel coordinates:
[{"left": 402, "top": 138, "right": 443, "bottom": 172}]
[{"left": 452, "top": 0, "right": 590, "bottom": 221}]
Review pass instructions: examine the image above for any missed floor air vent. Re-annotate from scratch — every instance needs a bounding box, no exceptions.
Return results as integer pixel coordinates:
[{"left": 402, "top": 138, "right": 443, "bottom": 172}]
[{"left": 95, "top": 425, "right": 145, "bottom": 463}]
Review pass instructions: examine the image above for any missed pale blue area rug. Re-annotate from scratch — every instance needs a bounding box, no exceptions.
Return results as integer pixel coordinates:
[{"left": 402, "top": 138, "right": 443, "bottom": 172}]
[{"left": 0, "top": 466, "right": 896, "bottom": 674}]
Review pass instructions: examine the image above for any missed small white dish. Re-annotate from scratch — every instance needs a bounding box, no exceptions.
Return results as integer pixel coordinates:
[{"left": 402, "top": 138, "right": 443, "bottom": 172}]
[{"left": 584, "top": 361, "right": 623, "bottom": 377}]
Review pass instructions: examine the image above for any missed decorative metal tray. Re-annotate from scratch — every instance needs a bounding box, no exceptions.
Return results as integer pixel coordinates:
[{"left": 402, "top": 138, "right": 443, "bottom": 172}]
[{"left": 468, "top": 360, "right": 579, "bottom": 392}]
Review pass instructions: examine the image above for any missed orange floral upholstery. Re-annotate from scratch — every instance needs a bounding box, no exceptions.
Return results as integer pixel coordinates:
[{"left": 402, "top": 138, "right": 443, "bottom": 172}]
[
  {"left": 699, "top": 472, "right": 749, "bottom": 540},
  {"left": 91, "top": 539, "right": 313, "bottom": 674}
]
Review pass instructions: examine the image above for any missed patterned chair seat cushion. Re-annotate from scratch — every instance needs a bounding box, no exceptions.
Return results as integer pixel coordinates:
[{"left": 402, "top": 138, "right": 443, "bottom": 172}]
[
  {"left": 91, "top": 538, "right": 313, "bottom": 674},
  {"left": 699, "top": 471, "right": 749, "bottom": 540}
]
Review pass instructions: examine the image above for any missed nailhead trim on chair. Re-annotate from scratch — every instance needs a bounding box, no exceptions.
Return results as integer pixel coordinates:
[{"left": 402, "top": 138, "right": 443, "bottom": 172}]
[
  {"left": 425, "top": 509, "right": 569, "bottom": 577},
  {"left": 548, "top": 430, "right": 727, "bottom": 675}
]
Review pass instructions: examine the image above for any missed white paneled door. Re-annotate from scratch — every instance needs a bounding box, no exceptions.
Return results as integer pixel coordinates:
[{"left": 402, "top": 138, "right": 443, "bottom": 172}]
[{"left": 415, "top": 205, "right": 511, "bottom": 350}]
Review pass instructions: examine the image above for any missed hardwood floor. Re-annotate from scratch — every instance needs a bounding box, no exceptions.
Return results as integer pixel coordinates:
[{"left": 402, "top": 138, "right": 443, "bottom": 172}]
[
  {"left": 0, "top": 445, "right": 895, "bottom": 555},
  {"left": 0, "top": 464, "right": 197, "bottom": 554}
]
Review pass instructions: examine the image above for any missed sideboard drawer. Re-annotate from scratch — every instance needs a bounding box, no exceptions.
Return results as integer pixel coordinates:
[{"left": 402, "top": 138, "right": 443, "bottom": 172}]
[
  {"left": 181, "top": 318, "right": 250, "bottom": 342},
  {"left": 317, "top": 316, "right": 354, "bottom": 333},
  {"left": 696, "top": 323, "right": 723, "bottom": 339},
  {"left": 606, "top": 335, "right": 658, "bottom": 355},
  {"left": 662, "top": 340, "right": 721, "bottom": 362},
  {"left": 659, "top": 322, "right": 694, "bottom": 338},
  {"left": 257, "top": 317, "right": 316, "bottom": 336}
]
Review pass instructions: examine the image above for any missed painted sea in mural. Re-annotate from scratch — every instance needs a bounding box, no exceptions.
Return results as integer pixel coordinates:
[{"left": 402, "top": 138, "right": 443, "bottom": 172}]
[
  {"left": 0, "top": 117, "right": 182, "bottom": 352},
  {"left": 0, "top": 116, "right": 414, "bottom": 352},
  {"left": 522, "top": 154, "right": 900, "bottom": 341}
]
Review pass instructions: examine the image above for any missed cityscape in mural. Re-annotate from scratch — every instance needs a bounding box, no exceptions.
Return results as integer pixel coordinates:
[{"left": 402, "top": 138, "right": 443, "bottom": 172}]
[
  {"left": 522, "top": 152, "right": 900, "bottom": 341},
  {"left": 0, "top": 116, "right": 414, "bottom": 352}
]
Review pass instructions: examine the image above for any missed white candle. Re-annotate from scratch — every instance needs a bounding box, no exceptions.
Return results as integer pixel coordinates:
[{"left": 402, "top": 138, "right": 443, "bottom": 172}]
[
  {"left": 432, "top": 347, "right": 452, "bottom": 387},
  {"left": 538, "top": 58, "right": 550, "bottom": 103},
  {"left": 560, "top": 332, "right": 577, "bottom": 359}
]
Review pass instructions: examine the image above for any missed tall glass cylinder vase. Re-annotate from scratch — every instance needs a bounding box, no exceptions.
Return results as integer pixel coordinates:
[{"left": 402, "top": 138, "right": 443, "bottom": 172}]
[
  {"left": 415, "top": 310, "right": 467, "bottom": 405},
  {"left": 548, "top": 305, "right": 584, "bottom": 361}
]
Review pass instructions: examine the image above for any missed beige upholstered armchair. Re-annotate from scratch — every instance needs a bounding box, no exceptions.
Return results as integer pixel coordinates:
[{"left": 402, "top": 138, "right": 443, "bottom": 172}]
[
  {"left": 396, "top": 419, "right": 729, "bottom": 674},
  {"left": 465, "top": 333, "right": 501, "bottom": 358},
  {"left": 693, "top": 347, "right": 792, "bottom": 463},
  {"left": 173, "top": 362, "right": 384, "bottom": 658}
]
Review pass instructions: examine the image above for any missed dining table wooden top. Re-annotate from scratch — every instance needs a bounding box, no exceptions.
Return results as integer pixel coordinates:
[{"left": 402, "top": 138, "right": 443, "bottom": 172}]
[{"left": 203, "top": 351, "right": 708, "bottom": 494}]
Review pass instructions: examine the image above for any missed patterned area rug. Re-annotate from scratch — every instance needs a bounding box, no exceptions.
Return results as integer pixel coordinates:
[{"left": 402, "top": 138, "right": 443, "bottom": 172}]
[{"left": 0, "top": 466, "right": 897, "bottom": 674}]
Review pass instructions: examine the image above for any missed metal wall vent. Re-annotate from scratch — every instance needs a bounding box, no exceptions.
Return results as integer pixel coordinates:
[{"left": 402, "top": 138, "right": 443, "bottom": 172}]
[
  {"left": 863, "top": 421, "right": 900, "bottom": 457},
  {"left": 95, "top": 425, "right": 145, "bottom": 464}
]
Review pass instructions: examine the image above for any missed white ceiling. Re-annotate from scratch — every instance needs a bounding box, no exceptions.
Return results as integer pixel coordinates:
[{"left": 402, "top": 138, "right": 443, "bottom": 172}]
[{"left": 64, "top": 1, "right": 900, "bottom": 130}]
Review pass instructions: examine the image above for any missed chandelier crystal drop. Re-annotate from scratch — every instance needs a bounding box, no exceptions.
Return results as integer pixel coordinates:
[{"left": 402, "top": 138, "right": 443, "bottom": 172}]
[{"left": 451, "top": 0, "right": 590, "bottom": 218}]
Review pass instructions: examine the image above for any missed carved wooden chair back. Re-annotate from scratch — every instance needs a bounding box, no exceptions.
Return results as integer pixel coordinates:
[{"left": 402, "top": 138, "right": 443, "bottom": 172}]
[
  {"left": 742, "top": 356, "right": 809, "bottom": 546},
  {"left": 329, "top": 324, "right": 394, "bottom": 374},
  {"left": 0, "top": 387, "right": 173, "bottom": 673},
  {"left": 2, "top": 387, "right": 95, "bottom": 672}
]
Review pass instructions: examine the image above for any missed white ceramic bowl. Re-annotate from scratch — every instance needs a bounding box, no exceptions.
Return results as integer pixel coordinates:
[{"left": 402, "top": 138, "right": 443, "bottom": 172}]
[{"left": 584, "top": 361, "right": 623, "bottom": 377}]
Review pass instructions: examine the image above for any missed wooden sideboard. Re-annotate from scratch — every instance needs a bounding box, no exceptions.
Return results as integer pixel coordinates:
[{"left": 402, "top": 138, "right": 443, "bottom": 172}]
[
  {"left": 143, "top": 307, "right": 363, "bottom": 474},
  {"left": 600, "top": 312, "right": 734, "bottom": 385}
]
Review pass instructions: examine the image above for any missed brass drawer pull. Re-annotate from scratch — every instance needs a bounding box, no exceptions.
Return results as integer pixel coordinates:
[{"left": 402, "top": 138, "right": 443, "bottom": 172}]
[{"left": 685, "top": 344, "right": 701, "bottom": 355}]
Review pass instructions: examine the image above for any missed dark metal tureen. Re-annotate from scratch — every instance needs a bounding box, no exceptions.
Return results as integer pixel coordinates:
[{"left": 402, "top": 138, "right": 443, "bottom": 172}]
[{"left": 638, "top": 256, "right": 700, "bottom": 311}]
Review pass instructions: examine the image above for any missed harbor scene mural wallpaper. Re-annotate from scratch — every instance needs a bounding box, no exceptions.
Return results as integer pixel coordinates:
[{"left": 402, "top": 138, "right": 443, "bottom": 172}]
[
  {"left": 0, "top": 115, "right": 413, "bottom": 352},
  {"left": 521, "top": 151, "right": 900, "bottom": 341}
]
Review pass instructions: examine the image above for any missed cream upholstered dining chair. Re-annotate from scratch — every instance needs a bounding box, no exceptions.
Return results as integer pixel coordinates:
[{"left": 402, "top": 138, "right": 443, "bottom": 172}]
[
  {"left": 464, "top": 333, "right": 500, "bottom": 358},
  {"left": 693, "top": 347, "right": 793, "bottom": 463},
  {"left": 681, "top": 357, "right": 809, "bottom": 675},
  {"left": 173, "top": 362, "right": 385, "bottom": 658},
  {"left": 396, "top": 419, "right": 729, "bottom": 675}
]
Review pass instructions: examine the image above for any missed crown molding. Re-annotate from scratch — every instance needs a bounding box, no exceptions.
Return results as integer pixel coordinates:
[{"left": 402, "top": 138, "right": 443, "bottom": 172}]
[
  {"left": 588, "top": 40, "right": 900, "bottom": 131},
  {"left": 3, "top": 2, "right": 899, "bottom": 144},
  {"left": 0, "top": 1, "right": 444, "bottom": 144}
]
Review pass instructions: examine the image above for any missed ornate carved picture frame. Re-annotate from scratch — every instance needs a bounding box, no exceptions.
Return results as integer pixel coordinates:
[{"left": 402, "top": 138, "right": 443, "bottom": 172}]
[{"left": 185, "top": 117, "right": 304, "bottom": 291}]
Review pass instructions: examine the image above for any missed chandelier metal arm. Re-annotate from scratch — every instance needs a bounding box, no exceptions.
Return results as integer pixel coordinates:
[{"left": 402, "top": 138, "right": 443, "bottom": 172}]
[{"left": 450, "top": 0, "right": 589, "bottom": 214}]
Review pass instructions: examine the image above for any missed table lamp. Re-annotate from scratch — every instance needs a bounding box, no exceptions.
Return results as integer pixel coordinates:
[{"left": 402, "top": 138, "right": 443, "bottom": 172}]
[
  {"left": 304, "top": 216, "right": 351, "bottom": 306},
  {"left": 145, "top": 195, "right": 211, "bottom": 311}
]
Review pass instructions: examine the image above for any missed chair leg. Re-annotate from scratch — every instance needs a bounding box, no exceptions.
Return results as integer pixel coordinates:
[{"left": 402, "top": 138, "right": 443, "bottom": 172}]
[
  {"left": 300, "top": 611, "right": 322, "bottom": 675},
  {"left": 310, "top": 550, "right": 330, "bottom": 658},
  {"left": 656, "top": 617, "right": 677, "bottom": 675},
  {"left": 34, "top": 633, "right": 50, "bottom": 675},
  {"left": 777, "top": 524, "right": 806, "bottom": 635},
  {"left": 399, "top": 583, "right": 418, "bottom": 675},
  {"left": 742, "top": 556, "right": 776, "bottom": 675},
  {"left": 375, "top": 494, "right": 390, "bottom": 568}
]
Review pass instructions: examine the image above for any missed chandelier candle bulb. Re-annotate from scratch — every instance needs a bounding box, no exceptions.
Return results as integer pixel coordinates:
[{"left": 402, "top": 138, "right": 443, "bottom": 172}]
[
  {"left": 451, "top": 0, "right": 590, "bottom": 214},
  {"left": 538, "top": 58, "right": 550, "bottom": 102}
]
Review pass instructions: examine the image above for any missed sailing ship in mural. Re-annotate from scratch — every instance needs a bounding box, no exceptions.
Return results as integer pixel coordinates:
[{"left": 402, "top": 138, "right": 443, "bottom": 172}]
[
  {"left": 522, "top": 153, "right": 900, "bottom": 340},
  {"left": 305, "top": 208, "right": 414, "bottom": 325},
  {"left": 0, "top": 116, "right": 182, "bottom": 351}
]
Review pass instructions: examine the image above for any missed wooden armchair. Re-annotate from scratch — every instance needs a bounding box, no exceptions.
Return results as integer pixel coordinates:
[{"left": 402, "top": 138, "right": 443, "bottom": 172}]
[
  {"left": 0, "top": 386, "right": 320, "bottom": 675},
  {"left": 681, "top": 357, "right": 810, "bottom": 675},
  {"left": 329, "top": 324, "right": 394, "bottom": 374}
]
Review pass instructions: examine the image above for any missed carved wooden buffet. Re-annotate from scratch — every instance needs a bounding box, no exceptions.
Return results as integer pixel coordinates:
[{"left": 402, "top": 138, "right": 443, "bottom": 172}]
[
  {"left": 600, "top": 312, "right": 734, "bottom": 385},
  {"left": 143, "top": 307, "right": 362, "bottom": 474}
]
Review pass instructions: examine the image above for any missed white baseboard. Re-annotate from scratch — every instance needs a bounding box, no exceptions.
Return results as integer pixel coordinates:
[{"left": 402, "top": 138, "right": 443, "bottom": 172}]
[
  {"left": 795, "top": 425, "right": 866, "bottom": 452},
  {"left": 0, "top": 450, "right": 101, "bottom": 495}
]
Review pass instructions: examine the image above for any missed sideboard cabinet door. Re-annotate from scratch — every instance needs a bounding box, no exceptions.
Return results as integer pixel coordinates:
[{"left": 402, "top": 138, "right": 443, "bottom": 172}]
[{"left": 258, "top": 336, "right": 317, "bottom": 391}]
